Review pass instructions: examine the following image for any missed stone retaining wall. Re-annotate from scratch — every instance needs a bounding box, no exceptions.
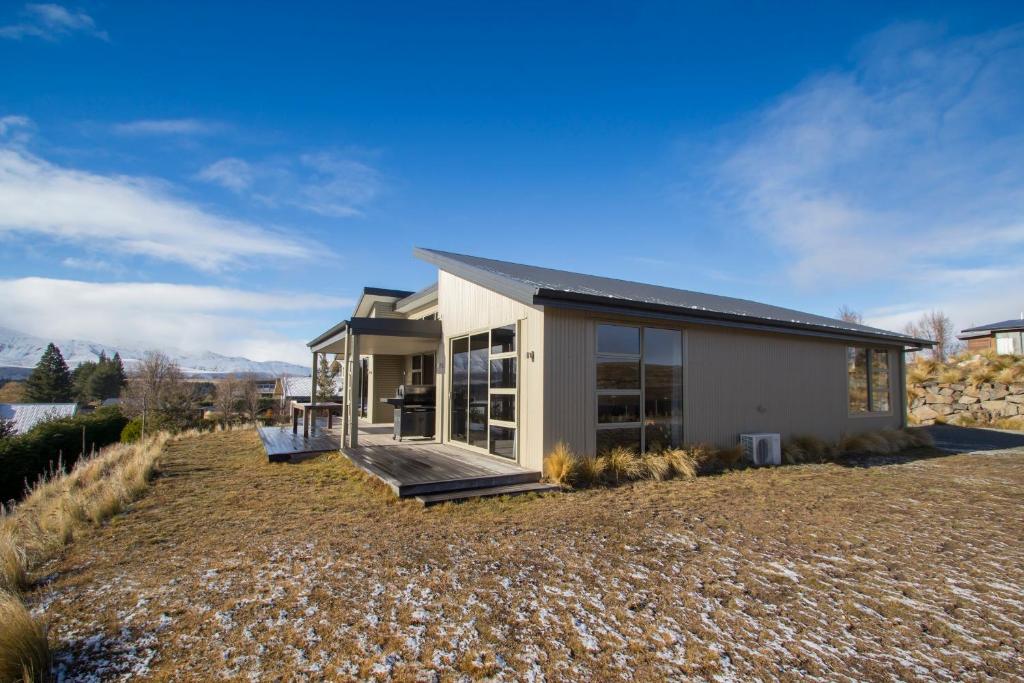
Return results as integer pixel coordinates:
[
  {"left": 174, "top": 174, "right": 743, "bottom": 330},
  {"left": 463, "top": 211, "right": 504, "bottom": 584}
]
[{"left": 909, "top": 381, "right": 1024, "bottom": 425}]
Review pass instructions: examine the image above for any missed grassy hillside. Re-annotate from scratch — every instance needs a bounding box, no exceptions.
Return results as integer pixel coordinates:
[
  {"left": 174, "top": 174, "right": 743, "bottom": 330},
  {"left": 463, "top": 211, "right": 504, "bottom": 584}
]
[{"left": 29, "top": 429, "right": 1024, "bottom": 680}]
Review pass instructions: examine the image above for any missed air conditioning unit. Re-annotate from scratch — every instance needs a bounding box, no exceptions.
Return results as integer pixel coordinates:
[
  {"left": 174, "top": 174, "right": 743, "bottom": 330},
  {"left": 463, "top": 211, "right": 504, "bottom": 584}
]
[{"left": 741, "top": 433, "right": 781, "bottom": 466}]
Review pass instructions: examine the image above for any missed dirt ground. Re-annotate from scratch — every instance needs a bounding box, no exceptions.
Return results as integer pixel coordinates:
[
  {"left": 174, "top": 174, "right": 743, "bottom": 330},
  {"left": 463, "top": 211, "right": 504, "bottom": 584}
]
[{"left": 32, "top": 429, "right": 1024, "bottom": 681}]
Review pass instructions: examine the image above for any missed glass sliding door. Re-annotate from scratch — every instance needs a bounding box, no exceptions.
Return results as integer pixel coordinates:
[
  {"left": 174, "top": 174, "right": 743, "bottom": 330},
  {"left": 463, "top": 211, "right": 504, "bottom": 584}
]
[
  {"left": 448, "top": 323, "right": 518, "bottom": 459},
  {"left": 450, "top": 337, "right": 469, "bottom": 442},
  {"left": 468, "top": 333, "right": 489, "bottom": 449}
]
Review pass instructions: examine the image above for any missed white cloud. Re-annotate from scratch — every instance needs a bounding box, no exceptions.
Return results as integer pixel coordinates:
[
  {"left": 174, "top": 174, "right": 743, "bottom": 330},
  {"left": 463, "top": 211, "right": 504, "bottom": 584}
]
[
  {"left": 0, "top": 144, "right": 319, "bottom": 271},
  {"left": 706, "top": 22, "right": 1024, "bottom": 334},
  {"left": 0, "top": 277, "right": 352, "bottom": 365},
  {"left": 198, "top": 152, "right": 384, "bottom": 217},
  {"left": 197, "top": 157, "right": 253, "bottom": 191},
  {"left": 112, "top": 118, "right": 224, "bottom": 136},
  {"left": 0, "top": 3, "right": 107, "bottom": 41}
]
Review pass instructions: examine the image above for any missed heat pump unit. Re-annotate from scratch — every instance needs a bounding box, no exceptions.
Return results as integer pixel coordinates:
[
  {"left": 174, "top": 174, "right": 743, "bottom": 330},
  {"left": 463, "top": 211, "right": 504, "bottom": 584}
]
[{"left": 741, "top": 433, "right": 781, "bottom": 466}]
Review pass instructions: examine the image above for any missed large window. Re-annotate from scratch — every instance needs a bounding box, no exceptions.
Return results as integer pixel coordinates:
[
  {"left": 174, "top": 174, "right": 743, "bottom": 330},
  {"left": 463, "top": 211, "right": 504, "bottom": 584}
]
[
  {"left": 848, "top": 347, "right": 891, "bottom": 414},
  {"left": 595, "top": 324, "right": 682, "bottom": 454},
  {"left": 450, "top": 324, "right": 518, "bottom": 459}
]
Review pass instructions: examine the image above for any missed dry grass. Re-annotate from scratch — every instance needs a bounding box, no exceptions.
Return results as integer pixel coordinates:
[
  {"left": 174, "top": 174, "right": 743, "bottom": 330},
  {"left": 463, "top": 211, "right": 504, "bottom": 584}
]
[
  {"left": 0, "top": 592, "right": 49, "bottom": 683},
  {"left": 0, "top": 432, "right": 175, "bottom": 683},
  {"left": 910, "top": 352, "right": 1024, "bottom": 388},
  {"left": 602, "top": 446, "right": 645, "bottom": 484},
  {"left": 32, "top": 429, "right": 1024, "bottom": 681},
  {"left": 542, "top": 442, "right": 577, "bottom": 488},
  {"left": 575, "top": 455, "right": 607, "bottom": 486}
]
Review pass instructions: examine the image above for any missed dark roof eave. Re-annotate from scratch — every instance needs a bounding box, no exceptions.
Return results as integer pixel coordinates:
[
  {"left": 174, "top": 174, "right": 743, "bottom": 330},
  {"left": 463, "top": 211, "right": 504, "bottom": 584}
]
[
  {"left": 307, "top": 320, "right": 349, "bottom": 348},
  {"left": 533, "top": 290, "right": 936, "bottom": 348}
]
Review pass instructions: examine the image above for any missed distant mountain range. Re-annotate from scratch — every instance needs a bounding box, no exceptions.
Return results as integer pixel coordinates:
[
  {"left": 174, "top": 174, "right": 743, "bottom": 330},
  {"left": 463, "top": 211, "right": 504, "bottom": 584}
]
[{"left": 0, "top": 327, "right": 309, "bottom": 380}]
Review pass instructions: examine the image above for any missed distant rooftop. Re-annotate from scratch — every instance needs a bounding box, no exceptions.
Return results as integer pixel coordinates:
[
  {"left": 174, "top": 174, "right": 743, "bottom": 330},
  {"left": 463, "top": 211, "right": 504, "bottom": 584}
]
[
  {"left": 958, "top": 318, "right": 1024, "bottom": 339},
  {"left": 0, "top": 403, "right": 78, "bottom": 435}
]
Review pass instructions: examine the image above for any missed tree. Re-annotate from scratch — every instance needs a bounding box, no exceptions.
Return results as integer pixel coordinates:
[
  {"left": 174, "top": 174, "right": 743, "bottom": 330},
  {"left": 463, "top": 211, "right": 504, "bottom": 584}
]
[
  {"left": 121, "top": 351, "right": 196, "bottom": 433},
  {"left": 24, "top": 343, "right": 73, "bottom": 403},
  {"left": 213, "top": 374, "right": 240, "bottom": 426},
  {"left": 837, "top": 306, "right": 864, "bottom": 324},
  {"left": 70, "top": 351, "right": 128, "bottom": 403},
  {"left": 239, "top": 374, "right": 263, "bottom": 424},
  {"left": 0, "top": 417, "right": 15, "bottom": 440},
  {"left": 904, "top": 310, "right": 959, "bottom": 362},
  {"left": 315, "top": 354, "right": 340, "bottom": 403}
]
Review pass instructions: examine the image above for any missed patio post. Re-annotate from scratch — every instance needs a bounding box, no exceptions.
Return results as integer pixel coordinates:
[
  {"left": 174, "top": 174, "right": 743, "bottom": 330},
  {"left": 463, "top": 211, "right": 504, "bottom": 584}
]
[
  {"left": 310, "top": 350, "right": 318, "bottom": 435},
  {"left": 341, "top": 331, "right": 350, "bottom": 447},
  {"left": 349, "top": 333, "right": 360, "bottom": 448}
]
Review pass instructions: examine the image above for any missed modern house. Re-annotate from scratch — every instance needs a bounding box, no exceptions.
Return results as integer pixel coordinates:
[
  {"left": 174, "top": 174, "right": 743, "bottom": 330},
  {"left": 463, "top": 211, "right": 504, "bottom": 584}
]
[
  {"left": 0, "top": 403, "right": 78, "bottom": 435},
  {"left": 306, "top": 248, "right": 933, "bottom": 474},
  {"left": 957, "top": 317, "right": 1024, "bottom": 355}
]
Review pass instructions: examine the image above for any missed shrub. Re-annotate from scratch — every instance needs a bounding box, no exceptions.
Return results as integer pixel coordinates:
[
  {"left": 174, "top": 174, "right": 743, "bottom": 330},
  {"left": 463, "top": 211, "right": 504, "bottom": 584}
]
[
  {"left": 574, "top": 456, "right": 607, "bottom": 487},
  {"left": 0, "top": 407, "right": 128, "bottom": 503},
  {"left": 542, "top": 442, "right": 578, "bottom": 488},
  {"left": 0, "top": 592, "right": 49, "bottom": 683},
  {"left": 665, "top": 449, "right": 698, "bottom": 480},
  {"left": 602, "top": 447, "right": 644, "bottom": 485}
]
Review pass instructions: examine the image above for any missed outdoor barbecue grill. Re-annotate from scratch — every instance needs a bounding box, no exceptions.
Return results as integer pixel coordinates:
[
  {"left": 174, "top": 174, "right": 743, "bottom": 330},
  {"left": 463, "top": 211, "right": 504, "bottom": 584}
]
[{"left": 383, "top": 384, "right": 436, "bottom": 441}]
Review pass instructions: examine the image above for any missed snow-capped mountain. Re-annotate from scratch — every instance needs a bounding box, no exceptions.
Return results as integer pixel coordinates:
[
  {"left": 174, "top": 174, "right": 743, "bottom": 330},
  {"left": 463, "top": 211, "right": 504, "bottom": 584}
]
[{"left": 0, "top": 327, "right": 308, "bottom": 379}]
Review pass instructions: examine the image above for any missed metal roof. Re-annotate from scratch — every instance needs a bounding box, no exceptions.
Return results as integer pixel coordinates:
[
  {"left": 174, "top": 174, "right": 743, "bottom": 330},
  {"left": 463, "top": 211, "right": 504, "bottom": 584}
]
[
  {"left": 307, "top": 317, "right": 443, "bottom": 348},
  {"left": 959, "top": 318, "right": 1024, "bottom": 335},
  {"left": 0, "top": 403, "right": 78, "bottom": 435},
  {"left": 414, "top": 247, "right": 934, "bottom": 348},
  {"left": 278, "top": 376, "right": 343, "bottom": 399}
]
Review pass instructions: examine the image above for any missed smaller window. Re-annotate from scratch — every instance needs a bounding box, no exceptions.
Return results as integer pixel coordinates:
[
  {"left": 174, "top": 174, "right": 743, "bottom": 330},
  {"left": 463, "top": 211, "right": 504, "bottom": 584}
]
[
  {"left": 598, "top": 394, "right": 642, "bottom": 424},
  {"left": 491, "top": 324, "right": 516, "bottom": 354},
  {"left": 597, "top": 324, "right": 640, "bottom": 355},
  {"left": 489, "top": 358, "right": 516, "bottom": 389},
  {"left": 870, "top": 350, "right": 890, "bottom": 412},
  {"left": 848, "top": 346, "right": 891, "bottom": 414}
]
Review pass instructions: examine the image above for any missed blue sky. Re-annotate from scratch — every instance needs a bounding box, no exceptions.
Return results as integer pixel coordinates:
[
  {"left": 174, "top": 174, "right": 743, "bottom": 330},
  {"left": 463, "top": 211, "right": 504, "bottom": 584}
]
[{"left": 1, "top": 1, "right": 1022, "bottom": 365}]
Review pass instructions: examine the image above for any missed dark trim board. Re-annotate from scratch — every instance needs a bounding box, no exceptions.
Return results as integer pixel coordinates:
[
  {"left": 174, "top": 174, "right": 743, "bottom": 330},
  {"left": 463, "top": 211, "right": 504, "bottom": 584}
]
[{"left": 257, "top": 425, "right": 339, "bottom": 462}]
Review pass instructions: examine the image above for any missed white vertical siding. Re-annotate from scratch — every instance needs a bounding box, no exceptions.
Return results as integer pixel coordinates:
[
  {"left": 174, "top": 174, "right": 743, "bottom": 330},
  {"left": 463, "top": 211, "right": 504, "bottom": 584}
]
[
  {"left": 542, "top": 309, "right": 906, "bottom": 453},
  {"left": 437, "top": 270, "right": 546, "bottom": 470}
]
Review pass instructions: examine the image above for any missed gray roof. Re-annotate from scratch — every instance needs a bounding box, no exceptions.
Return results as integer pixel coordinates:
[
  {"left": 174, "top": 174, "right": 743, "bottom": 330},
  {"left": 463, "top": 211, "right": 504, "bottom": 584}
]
[
  {"left": 0, "top": 403, "right": 78, "bottom": 435},
  {"left": 414, "top": 247, "right": 933, "bottom": 347},
  {"left": 960, "top": 319, "right": 1024, "bottom": 334}
]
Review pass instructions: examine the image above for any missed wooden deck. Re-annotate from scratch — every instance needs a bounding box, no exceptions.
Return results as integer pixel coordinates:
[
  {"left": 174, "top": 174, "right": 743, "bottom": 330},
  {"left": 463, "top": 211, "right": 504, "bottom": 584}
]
[
  {"left": 259, "top": 422, "right": 557, "bottom": 504},
  {"left": 257, "top": 425, "right": 339, "bottom": 462},
  {"left": 342, "top": 425, "right": 550, "bottom": 499}
]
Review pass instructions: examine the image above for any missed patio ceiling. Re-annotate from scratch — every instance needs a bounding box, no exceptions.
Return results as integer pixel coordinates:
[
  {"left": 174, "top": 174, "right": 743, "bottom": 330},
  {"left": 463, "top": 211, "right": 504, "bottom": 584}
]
[{"left": 308, "top": 317, "right": 442, "bottom": 355}]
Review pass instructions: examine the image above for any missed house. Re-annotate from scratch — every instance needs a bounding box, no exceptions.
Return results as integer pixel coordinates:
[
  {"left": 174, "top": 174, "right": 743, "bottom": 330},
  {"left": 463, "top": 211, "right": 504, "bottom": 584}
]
[
  {"left": 957, "top": 317, "right": 1024, "bottom": 355},
  {"left": 0, "top": 403, "right": 78, "bottom": 435},
  {"left": 273, "top": 375, "right": 343, "bottom": 407},
  {"left": 307, "top": 248, "right": 933, "bottom": 472},
  {"left": 255, "top": 380, "right": 277, "bottom": 398}
]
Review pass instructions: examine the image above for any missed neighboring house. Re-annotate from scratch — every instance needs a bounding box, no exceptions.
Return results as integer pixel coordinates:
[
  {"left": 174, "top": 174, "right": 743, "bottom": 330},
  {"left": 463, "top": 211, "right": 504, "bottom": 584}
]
[
  {"left": 255, "top": 380, "right": 277, "bottom": 398},
  {"left": 0, "top": 403, "right": 78, "bottom": 435},
  {"left": 957, "top": 318, "right": 1024, "bottom": 355},
  {"left": 308, "top": 248, "right": 933, "bottom": 471},
  {"left": 273, "top": 376, "right": 343, "bottom": 407}
]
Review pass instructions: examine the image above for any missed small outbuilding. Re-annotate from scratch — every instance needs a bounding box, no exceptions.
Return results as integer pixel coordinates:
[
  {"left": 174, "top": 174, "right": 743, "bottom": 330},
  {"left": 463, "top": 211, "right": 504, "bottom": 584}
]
[{"left": 957, "top": 317, "right": 1024, "bottom": 354}]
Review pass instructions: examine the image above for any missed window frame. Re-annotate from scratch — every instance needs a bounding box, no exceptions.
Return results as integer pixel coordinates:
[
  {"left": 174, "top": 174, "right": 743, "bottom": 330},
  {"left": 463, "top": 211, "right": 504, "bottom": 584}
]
[
  {"left": 847, "top": 346, "right": 893, "bottom": 416},
  {"left": 595, "top": 323, "right": 683, "bottom": 454}
]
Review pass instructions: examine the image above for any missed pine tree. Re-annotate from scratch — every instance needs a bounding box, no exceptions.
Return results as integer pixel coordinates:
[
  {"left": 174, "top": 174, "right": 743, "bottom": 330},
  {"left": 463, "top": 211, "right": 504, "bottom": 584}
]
[
  {"left": 72, "top": 360, "right": 98, "bottom": 402},
  {"left": 24, "top": 343, "right": 73, "bottom": 403},
  {"left": 315, "top": 355, "right": 339, "bottom": 402}
]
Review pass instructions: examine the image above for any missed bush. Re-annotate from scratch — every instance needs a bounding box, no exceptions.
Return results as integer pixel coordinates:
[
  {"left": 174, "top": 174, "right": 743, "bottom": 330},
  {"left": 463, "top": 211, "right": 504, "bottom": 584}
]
[
  {"left": 0, "top": 407, "right": 128, "bottom": 503},
  {"left": 542, "top": 442, "right": 578, "bottom": 488}
]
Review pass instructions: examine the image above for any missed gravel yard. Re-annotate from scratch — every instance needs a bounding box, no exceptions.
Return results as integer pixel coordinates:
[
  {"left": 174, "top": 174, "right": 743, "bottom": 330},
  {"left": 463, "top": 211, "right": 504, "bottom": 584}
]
[{"left": 33, "top": 429, "right": 1024, "bottom": 681}]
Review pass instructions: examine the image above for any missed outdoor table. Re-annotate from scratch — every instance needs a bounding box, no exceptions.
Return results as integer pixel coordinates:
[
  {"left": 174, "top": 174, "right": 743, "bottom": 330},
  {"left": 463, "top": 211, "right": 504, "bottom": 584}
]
[{"left": 291, "top": 401, "right": 344, "bottom": 438}]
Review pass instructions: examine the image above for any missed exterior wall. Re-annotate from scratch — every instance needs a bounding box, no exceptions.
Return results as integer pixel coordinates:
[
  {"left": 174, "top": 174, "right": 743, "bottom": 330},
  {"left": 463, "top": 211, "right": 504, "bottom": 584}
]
[
  {"left": 366, "top": 355, "right": 404, "bottom": 423},
  {"left": 966, "top": 336, "right": 995, "bottom": 352},
  {"left": 436, "top": 270, "right": 546, "bottom": 470},
  {"left": 542, "top": 309, "right": 906, "bottom": 454},
  {"left": 368, "top": 301, "right": 401, "bottom": 319}
]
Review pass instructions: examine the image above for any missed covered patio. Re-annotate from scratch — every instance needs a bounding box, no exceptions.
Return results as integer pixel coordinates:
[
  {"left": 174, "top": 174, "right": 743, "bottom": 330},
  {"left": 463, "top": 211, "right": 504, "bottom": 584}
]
[{"left": 308, "top": 316, "right": 443, "bottom": 449}]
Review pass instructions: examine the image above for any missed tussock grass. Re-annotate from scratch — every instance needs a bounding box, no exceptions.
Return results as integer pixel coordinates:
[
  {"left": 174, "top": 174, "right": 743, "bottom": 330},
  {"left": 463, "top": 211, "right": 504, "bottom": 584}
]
[
  {"left": 574, "top": 456, "right": 607, "bottom": 487},
  {"left": 542, "top": 442, "right": 578, "bottom": 488},
  {"left": 0, "top": 592, "right": 49, "bottom": 683},
  {"left": 938, "top": 367, "right": 964, "bottom": 384},
  {"left": 910, "top": 352, "right": 1024, "bottom": 387},
  {"left": 603, "top": 447, "right": 645, "bottom": 485},
  {"left": 0, "top": 430, "right": 180, "bottom": 683},
  {"left": 644, "top": 453, "right": 675, "bottom": 481}
]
